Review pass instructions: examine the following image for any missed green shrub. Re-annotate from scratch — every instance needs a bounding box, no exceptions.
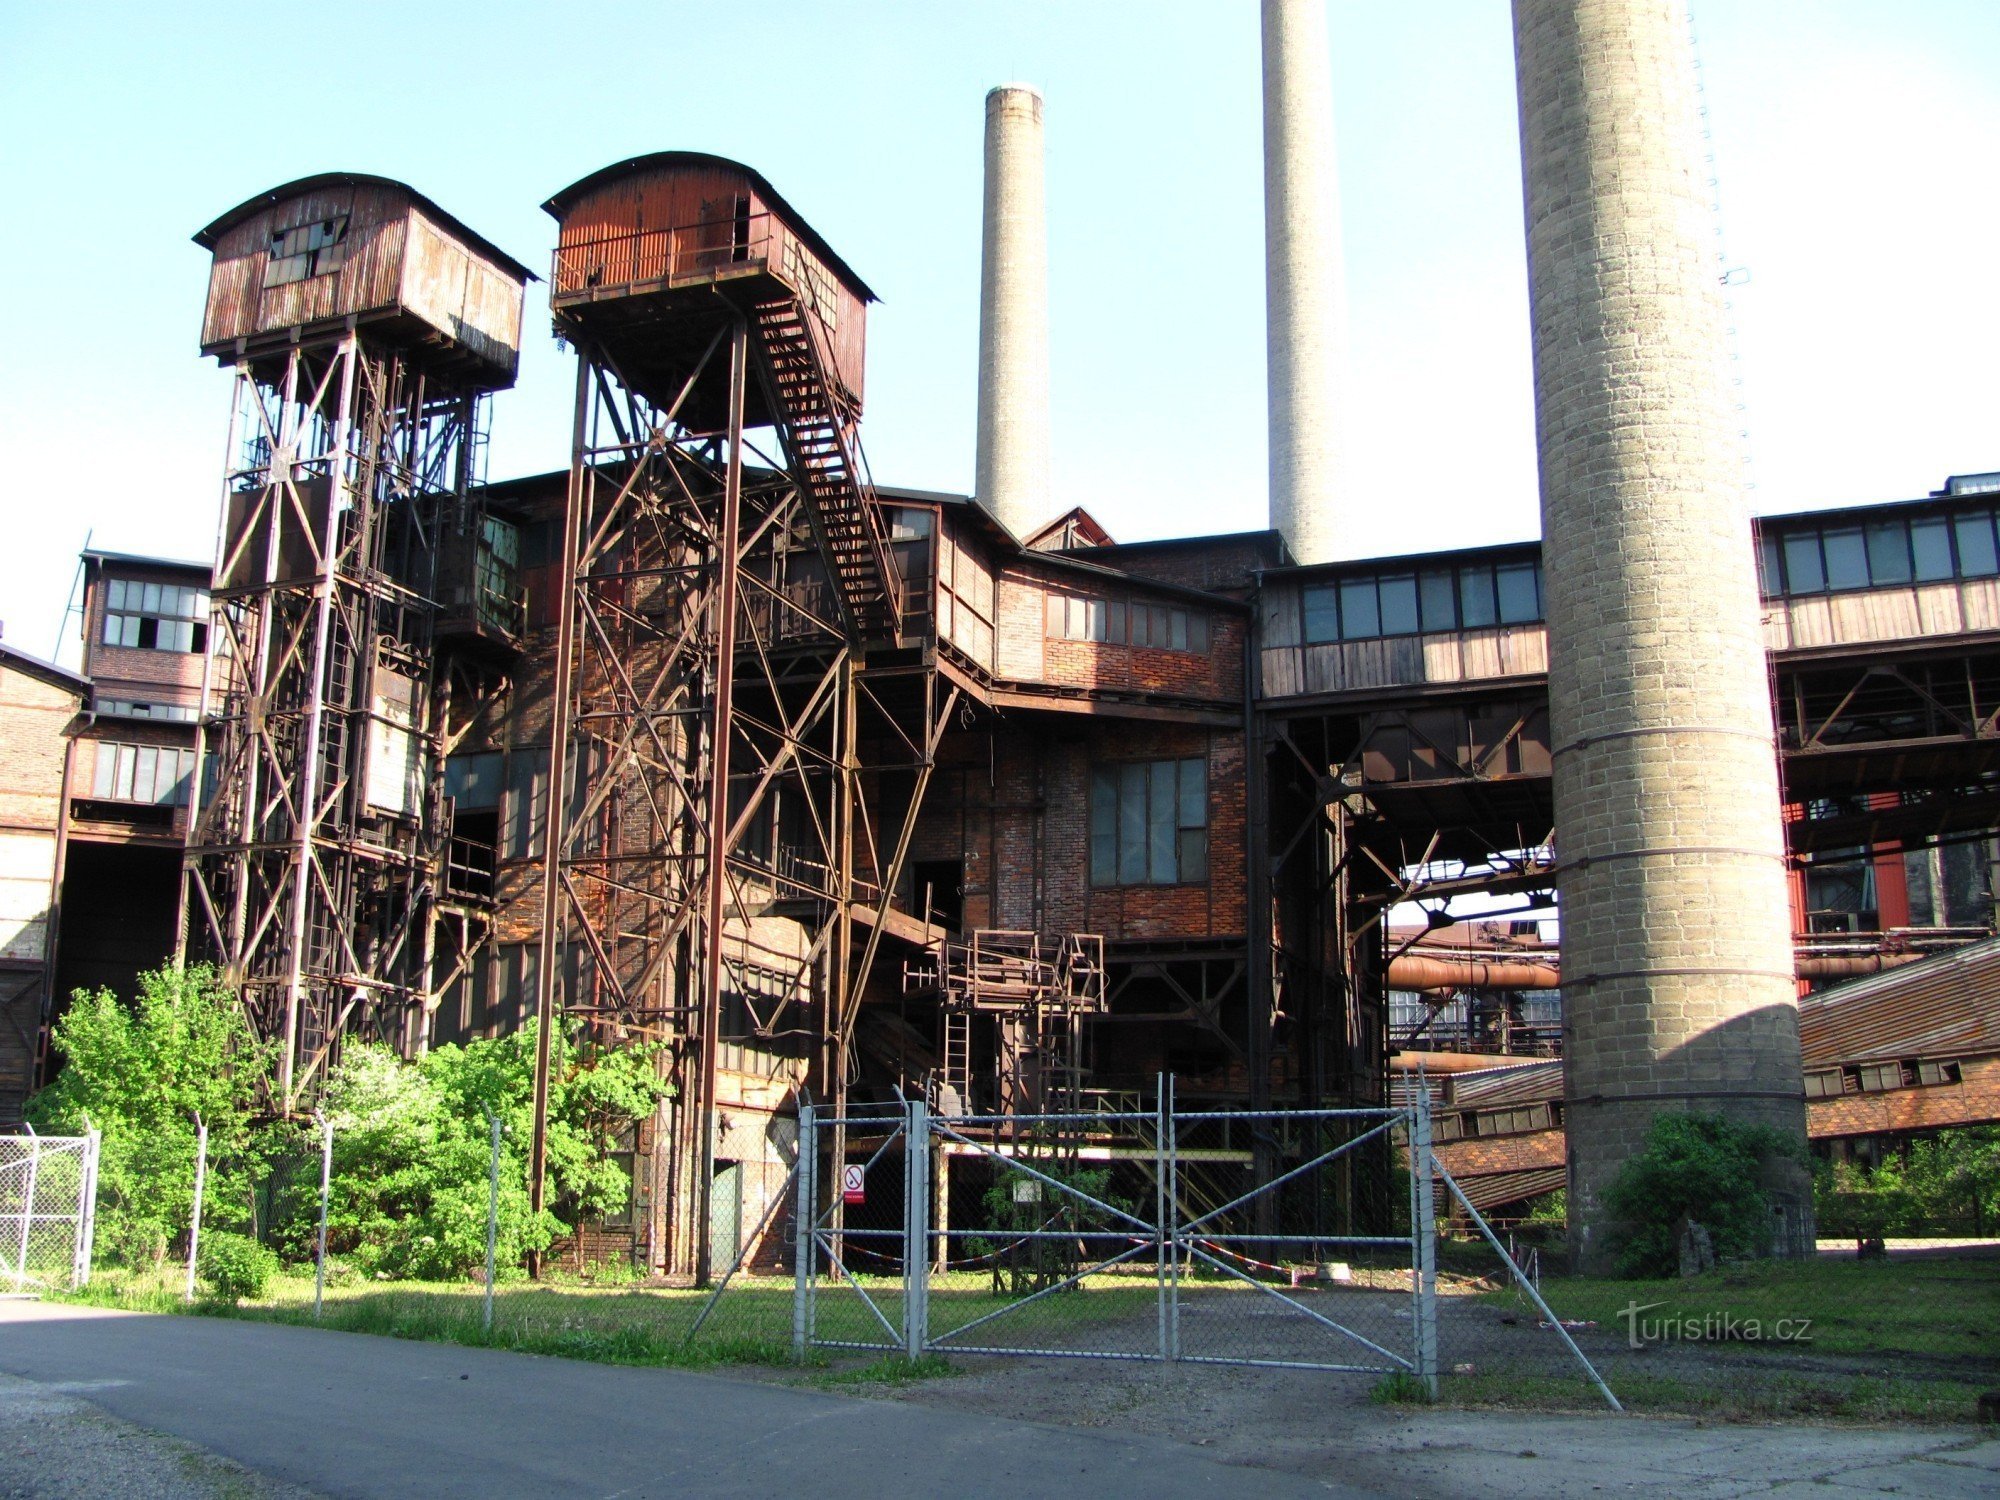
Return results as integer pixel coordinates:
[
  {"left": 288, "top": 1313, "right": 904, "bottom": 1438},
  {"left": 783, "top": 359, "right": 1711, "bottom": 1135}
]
[
  {"left": 28, "top": 965, "right": 268, "bottom": 1268},
  {"left": 1602, "top": 1112, "right": 1802, "bottom": 1277},
  {"left": 199, "top": 1231, "right": 278, "bottom": 1302}
]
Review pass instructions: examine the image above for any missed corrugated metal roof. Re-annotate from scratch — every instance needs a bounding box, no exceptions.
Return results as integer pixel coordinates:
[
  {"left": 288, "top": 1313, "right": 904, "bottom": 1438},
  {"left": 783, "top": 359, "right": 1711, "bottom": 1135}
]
[
  {"left": 195, "top": 173, "right": 537, "bottom": 284},
  {"left": 1449, "top": 1165, "right": 1566, "bottom": 1212},
  {"left": 1799, "top": 933, "right": 2000, "bottom": 1066},
  {"left": 541, "top": 152, "right": 875, "bottom": 303}
]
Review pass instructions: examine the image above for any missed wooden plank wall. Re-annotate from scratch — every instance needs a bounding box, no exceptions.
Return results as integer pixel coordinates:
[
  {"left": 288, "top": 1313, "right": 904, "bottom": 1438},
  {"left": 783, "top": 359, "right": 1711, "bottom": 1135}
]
[
  {"left": 201, "top": 183, "right": 410, "bottom": 348},
  {"left": 1762, "top": 576, "right": 2000, "bottom": 652}
]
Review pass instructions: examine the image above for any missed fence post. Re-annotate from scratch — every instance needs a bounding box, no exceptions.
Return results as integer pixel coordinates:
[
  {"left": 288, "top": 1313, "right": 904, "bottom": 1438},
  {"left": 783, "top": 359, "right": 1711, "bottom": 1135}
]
[
  {"left": 792, "top": 1103, "right": 814, "bottom": 1364},
  {"left": 484, "top": 1108, "right": 502, "bottom": 1335},
  {"left": 1413, "top": 1086, "right": 1439, "bottom": 1396},
  {"left": 14, "top": 1126, "right": 40, "bottom": 1294},
  {"left": 1154, "top": 1073, "right": 1168, "bottom": 1360},
  {"left": 313, "top": 1110, "right": 333, "bottom": 1321},
  {"left": 1166, "top": 1074, "right": 1180, "bottom": 1361},
  {"left": 75, "top": 1128, "right": 100, "bottom": 1288},
  {"left": 185, "top": 1114, "right": 208, "bottom": 1303},
  {"left": 903, "top": 1097, "right": 929, "bottom": 1361}
]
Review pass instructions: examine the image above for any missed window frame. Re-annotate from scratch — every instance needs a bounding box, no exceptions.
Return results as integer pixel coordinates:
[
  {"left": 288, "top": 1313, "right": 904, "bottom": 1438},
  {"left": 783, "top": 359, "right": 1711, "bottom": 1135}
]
[{"left": 1088, "top": 756, "right": 1208, "bottom": 888}]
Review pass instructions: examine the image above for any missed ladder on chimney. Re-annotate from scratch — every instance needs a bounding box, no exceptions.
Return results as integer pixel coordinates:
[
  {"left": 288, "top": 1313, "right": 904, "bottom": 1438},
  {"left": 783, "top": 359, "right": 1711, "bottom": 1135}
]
[{"left": 750, "top": 297, "right": 900, "bottom": 643}]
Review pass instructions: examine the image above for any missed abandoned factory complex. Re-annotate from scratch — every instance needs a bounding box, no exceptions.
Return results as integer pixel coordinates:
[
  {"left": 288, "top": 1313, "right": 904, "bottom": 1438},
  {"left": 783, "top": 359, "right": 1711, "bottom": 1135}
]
[{"left": 3, "top": 1, "right": 1997, "bottom": 1277}]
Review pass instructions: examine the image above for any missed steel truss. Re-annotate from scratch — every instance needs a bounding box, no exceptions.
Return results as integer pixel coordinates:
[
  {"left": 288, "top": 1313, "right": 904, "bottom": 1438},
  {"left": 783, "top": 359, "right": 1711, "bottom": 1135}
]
[
  {"left": 182, "top": 336, "right": 503, "bottom": 1111},
  {"left": 533, "top": 316, "right": 951, "bottom": 1279}
]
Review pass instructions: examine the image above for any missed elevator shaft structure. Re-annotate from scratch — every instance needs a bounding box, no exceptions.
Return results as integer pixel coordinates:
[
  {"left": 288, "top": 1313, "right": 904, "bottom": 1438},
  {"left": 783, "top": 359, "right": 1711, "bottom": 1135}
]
[
  {"left": 183, "top": 176, "right": 531, "bottom": 1112},
  {"left": 539, "top": 154, "right": 950, "bottom": 1279}
]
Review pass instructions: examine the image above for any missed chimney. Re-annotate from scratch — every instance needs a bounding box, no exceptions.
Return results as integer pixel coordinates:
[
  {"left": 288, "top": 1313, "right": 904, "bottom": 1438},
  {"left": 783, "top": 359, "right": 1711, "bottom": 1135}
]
[
  {"left": 1513, "top": 0, "right": 1812, "bottom": 1265},
  {"left": 975, "top": 84, "right": 1053, "bottom": 539},
  {"left": 1261, "top": 0, "right": 1347, "bottom": 565}
]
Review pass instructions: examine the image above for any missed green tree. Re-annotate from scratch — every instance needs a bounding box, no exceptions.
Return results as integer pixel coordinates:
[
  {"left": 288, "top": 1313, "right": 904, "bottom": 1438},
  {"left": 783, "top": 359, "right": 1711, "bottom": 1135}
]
[
  {"left": 27, "top": 965, "right": 267, "bottom": 1267},
  {"left": 298, "top": 1024, "right": 668, "bottom": 1280},
  {"left": 1602, "top": 1112, "right": 1801, "bottom": 1277}
]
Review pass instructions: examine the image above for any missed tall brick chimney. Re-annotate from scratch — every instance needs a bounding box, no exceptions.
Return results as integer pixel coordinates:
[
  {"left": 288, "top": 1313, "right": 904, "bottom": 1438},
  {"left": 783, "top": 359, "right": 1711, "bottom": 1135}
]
[{"left": 1512, "top": 0, "right": 1812, "bottom": 1265}]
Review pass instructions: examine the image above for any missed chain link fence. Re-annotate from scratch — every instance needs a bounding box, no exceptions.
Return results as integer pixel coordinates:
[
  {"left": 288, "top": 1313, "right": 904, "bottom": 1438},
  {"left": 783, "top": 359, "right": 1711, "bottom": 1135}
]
[{"left": 0, "top": 1131, "right": 100, "bottom": 1293}]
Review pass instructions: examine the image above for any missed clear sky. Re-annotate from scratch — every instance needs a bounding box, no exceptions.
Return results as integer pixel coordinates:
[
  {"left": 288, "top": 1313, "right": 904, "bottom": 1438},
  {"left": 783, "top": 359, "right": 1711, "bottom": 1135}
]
[{"left": 2, "top": 2, "right": 1996, "bottom": 666}]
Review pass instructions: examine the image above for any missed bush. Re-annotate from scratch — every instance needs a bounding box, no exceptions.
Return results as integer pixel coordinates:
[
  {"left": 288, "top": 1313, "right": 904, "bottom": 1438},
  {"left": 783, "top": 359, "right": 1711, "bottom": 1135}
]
[
  {"left": 199, "top": 1230, "right": 278, "bottom": 1302},
  {"left": 286, "top": 1023, "right": 669, "bottom": 1281},
  {"left": 1602, "top": 1112, "right": 1802, "bottom": 1277},
  {"left": 1814, "top": 1129, "right": 2000, "bottom": 1238},
  {"left": 28, "top": 965, "right": 267, "bottom": 1267}
]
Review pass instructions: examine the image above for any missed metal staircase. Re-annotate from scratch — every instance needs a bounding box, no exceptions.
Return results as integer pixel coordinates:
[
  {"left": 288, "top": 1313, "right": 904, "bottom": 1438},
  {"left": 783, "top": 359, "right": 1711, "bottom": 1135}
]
[{"left": 750, "top": 296, "right": 900, "bottom": 643}]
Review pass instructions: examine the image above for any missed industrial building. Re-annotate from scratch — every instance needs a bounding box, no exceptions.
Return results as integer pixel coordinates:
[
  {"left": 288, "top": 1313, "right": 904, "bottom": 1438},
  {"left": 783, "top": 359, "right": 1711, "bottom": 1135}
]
[{"left": 8, "top": 0, "right": 1997, "bottom": 1271}]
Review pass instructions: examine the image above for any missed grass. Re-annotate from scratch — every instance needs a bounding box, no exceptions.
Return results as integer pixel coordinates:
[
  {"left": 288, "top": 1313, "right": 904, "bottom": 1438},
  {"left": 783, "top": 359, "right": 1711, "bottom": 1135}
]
[
  {"left": 1481, "top": 1255, "right": 2000, "bottom": 1361},
  {"left": 1440, "top": 1369, "right": 1992, "bottom": 1423}
]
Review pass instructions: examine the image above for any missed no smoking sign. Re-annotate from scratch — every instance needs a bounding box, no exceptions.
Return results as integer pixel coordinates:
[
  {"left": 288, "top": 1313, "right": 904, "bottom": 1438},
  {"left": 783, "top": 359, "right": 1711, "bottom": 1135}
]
[{"left": 841, "top": 1164, "right": 866, "bottom": 1205}]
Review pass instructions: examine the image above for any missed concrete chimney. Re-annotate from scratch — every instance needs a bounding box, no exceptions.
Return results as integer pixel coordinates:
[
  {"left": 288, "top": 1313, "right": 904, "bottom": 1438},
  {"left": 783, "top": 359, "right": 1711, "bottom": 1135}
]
[
  {"left": 1512, "top": 0, "right": 1811, "bottom": 1265},
  {"left": 975, "top": 83, "right": 1052, "bottom": 539},
  {"left": 1261, "top": 0, "right": 1346, "bottom": 565}
]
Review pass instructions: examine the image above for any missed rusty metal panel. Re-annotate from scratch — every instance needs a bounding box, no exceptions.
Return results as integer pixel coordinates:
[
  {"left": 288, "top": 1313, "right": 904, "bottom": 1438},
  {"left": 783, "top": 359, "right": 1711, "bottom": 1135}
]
[
  {"left": 399, "top": 210, "right": 524, "bottom": 378},
  {"left": 1798, "top": 935, "right": 2000, "bottom": 1066}
]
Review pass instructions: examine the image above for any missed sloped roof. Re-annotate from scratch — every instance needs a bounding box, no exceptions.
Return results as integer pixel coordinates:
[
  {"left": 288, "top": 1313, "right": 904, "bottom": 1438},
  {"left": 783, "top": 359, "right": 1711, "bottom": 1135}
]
[{"left": 1799, "top": 934, "right": 2000, "bottom": 1066}]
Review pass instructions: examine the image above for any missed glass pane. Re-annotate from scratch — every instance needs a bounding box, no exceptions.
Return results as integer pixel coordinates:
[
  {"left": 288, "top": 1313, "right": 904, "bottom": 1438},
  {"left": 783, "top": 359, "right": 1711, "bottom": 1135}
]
[
  {"left": 93, "top": 748, "right": 116, "bottom": 799},
  {"left": 1459, "top": 567, "right": 1497, "bottom": 628},
  {"left": 1189, "top": 614, "right": 1209, "bottom": 653},
  {"left": 1088, "top": 599, "right": 1107, "bottom": 642},
  {"left": 1757, "top": 535, "right": 1782, "bottom": 596},
  {"left": 1954, "top": 512, "right": 1999, "bottom": 577},
  {"left": 1066, "top": 597, "right": 1086, "bottom": 639},
  {"left": 1911, "top": 518, "right": 1954, "bottom": 582},
  {"left": 1147, "top": 763, "right": 1176, "bottom": 883},
  {"left": 1107, "top": 600, "right": 1127, "bottom": 644},
  {"left": 1496, "top": 562, "right": 1540, "bottom": 623},
  {"left": 1090, "top": 769, "right": 1118, "bottom": 886},
  {"left": 1118, "top": 764, "right": 1148, "bottom": 884},
  {"left": 114, "top": 747, "right": 136, "bottom": 801},
  {"left": 1782, "top": 533, "right": 1825, "bottom": 593},
  {"left": 1822, "top": 528, "right": 1867, "bottom": 589},
  {"left": 1302, "top": 586, "right": 1338, "bottom": 643},
  {"left": 134, "top": 747, "right": 158, "bottom": 801},
  {"left": 1129, "top": 605, "right": 1151, "bottom": 648},
  {"left": 1178, "top": 757, "right": 1206, "bottom": 828},
  {"left": 1168, "top": 611, "right": 1188, "bottom": 651},
  {"left": 1045, "top": 595, "right": 1063, "bottom": 636},
  {"left": 1338, "top": 579, "right": 1379, "bottom": 639},
  {"left": 1378, "top": 574, "right": 1419, "bottom": 636},
  {"left": 142, "top": 582, "right": 161, "bottom": 614},
  {"left": 1178, "top": 828, "right": 1208, "bottom": 883},
  {"left": 1419, "top": 570, "right": 1457, "bottom": 632},
  {"left": 1865, "top": 520, "right": 1912, "bottom": 585}
]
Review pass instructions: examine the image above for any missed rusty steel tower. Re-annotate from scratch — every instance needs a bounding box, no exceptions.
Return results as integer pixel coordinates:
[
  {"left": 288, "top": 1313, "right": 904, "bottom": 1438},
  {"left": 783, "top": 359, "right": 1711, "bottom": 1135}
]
[
  {"left": 537, "top": 154, "right": 955, "bottom": 1279},
  {"left": 182, "top": 176, "right": 532, "bottom": 1111}
]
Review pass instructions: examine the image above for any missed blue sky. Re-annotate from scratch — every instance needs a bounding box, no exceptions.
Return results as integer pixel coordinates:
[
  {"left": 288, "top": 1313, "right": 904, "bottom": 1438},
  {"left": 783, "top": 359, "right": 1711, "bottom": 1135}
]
[{"left": 3, "top": 2, "right": 1996, "bottom": 664}]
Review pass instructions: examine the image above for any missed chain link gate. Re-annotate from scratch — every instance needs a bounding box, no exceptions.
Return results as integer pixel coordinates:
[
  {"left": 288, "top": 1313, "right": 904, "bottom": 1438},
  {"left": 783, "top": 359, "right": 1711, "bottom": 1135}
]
[
  {"left": 0, "top": 1131, "right": 101, "bottom": 1294},
  {"left": 789, "top": 1093, "right": 1441, "bottom": 1387}
]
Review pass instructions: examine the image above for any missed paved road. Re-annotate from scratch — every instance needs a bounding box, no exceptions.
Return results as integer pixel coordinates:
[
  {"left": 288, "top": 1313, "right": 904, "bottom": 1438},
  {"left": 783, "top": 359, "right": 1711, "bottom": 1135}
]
[{"left": 0, "top": 1302, "right": 1368, "bottom": 1498}]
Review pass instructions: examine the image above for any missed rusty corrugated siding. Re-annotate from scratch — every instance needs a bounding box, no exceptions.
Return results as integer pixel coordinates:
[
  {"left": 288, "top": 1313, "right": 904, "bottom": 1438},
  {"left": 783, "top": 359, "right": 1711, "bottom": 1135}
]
[{"left": 1798, "top": 934, "right": 2000, "bottom": 1066}]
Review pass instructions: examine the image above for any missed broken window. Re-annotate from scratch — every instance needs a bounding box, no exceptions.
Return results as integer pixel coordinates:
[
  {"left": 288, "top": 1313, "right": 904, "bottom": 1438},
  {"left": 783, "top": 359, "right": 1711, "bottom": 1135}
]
[
  {"left": 266, "top": 215, "right": 349, "bottom": 287},
  {"left": 1089, "top": 756, "right": 1207, "bottom": 887},
  {"left": 101, "top": 578, "right": 208, "bottom": 653}
]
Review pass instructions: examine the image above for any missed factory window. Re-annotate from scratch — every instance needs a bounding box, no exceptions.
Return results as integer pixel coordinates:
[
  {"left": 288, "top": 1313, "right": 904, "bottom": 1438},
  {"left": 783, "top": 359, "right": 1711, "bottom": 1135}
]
[
  {"left": 1761, "top": 507, "right": 2000, "bottom": 596},
  {"left": 1304, "top": 559, "right": 1543, "bottom": 643},
  {"left": 1089, "top": 757, "right": 1207, "bottom": 886},
  {"left": 1048, "top": 594, "right": 1209, "bottom": 654},
  {"left": 96, "top": 698, "right": 199, "bottom": 723},
  {"left": 102, "top": 579, "right": 208, "bottom": 653},
  {"left": 92, "top": 743, "right": 199, "bottom": 806},
  {"left": 445, "top": 752, "right": 503, "bottom": 811},
  {"left": 266, "top": 216, "right": 348, "bottom": 287},
  {"left": 502, "top": 748, "right": 549, "bottom": 859},
  {"left": 1803, "top": 1069, "right": 1842, "bottom": 1100}
]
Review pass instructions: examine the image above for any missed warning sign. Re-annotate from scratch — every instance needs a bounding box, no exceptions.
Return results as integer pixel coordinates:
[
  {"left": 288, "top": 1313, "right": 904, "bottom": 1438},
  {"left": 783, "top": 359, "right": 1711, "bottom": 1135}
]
[{"left": 842, "top": 1164, "right": 866, "bottom": 1206}]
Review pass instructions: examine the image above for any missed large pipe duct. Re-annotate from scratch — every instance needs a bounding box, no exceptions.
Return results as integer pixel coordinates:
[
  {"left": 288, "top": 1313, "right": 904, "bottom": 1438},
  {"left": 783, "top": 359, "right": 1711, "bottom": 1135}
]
[
  {"left": 1513, "top": 0, "right": 1812, "bottom": 1265},
  {"left": 975, "top": 83, "right": 1052, "bottom": 539},
  {"left": 1260, "top": 0, "right": 1347, "bottom": 565},
  {"left": 1385, "top": 950, "right": 1924, "bottom": 993}
]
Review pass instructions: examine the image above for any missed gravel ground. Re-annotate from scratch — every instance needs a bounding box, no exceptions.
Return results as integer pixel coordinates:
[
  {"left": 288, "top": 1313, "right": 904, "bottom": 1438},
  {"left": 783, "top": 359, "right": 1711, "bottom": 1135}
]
[{"left": 0, "top": 1371, "right": 321, "bottom": 1500}]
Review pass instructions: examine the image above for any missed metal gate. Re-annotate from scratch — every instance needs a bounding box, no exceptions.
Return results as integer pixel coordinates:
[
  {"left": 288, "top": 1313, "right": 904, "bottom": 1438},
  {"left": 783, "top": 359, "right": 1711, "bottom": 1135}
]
[
  {"left": 791, "top": 1093, "right": 1438, "bottom": 1383},
  {"left": 0, "top": 1130, "right": 101, "bottom": 1294}
]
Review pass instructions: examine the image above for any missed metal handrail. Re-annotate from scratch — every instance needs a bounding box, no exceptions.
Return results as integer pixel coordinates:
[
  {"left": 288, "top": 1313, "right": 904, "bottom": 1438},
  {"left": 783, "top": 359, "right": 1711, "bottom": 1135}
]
[{"left": 550, "top": 213, "right": 784, "bottom": 298}]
